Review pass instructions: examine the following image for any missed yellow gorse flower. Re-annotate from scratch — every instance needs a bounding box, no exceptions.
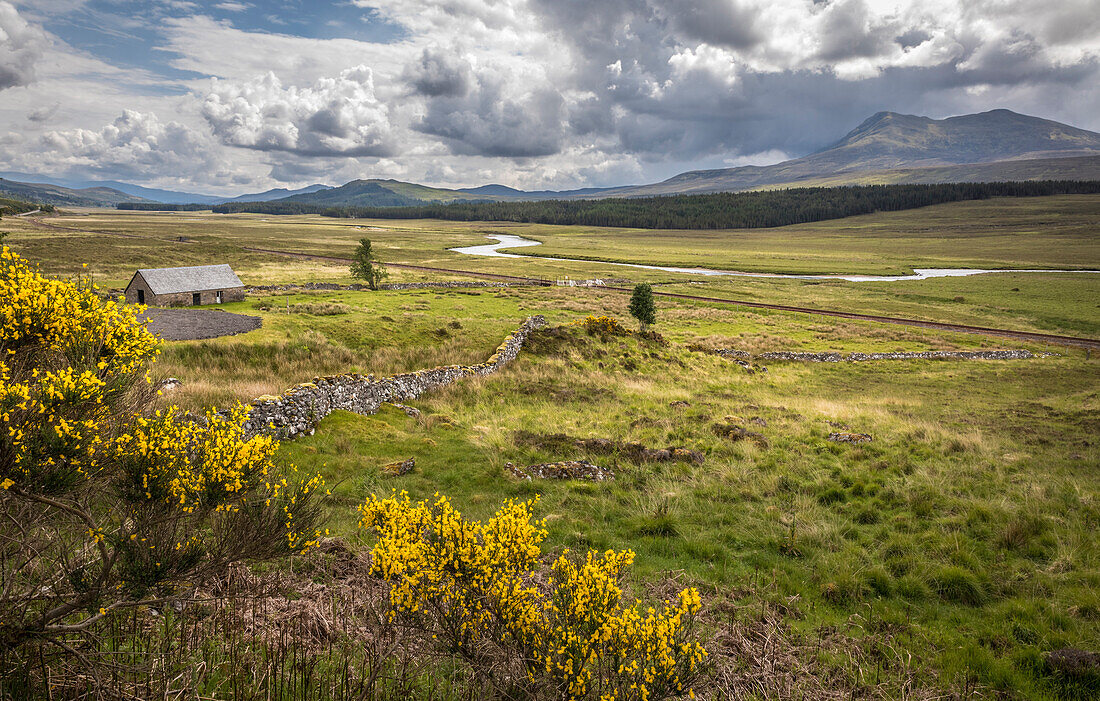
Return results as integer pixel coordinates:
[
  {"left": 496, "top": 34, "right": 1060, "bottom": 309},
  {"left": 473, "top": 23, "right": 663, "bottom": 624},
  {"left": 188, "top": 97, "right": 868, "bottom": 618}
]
[
  {"left": 359, "top": 492, "right": 707, "bottom": 700},
  {"left": 0, "top": 245, "right": 160, "bottom": 377},
  {"left": 1, "top": 246, "right": 326, "bottom": 555}
]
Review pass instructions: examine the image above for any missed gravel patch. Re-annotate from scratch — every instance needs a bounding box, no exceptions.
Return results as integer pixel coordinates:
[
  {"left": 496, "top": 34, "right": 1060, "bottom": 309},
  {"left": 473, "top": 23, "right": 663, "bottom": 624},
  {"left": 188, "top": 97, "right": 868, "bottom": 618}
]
[{"left": 140, "top": 308, "right": 262, "bottom": 341}]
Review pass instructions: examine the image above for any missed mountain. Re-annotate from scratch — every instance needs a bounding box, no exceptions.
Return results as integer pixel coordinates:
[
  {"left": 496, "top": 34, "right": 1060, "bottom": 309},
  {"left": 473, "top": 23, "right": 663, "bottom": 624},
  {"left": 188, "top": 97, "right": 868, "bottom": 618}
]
[
  {"left": 761, "top": 154, "right": 1100, "bottom": 189},
  {"left": 0, "top": 178, "right": 152, "bottom": 207},
  {"left": 278, "top": 179, "right": 492, "bottom": 207},
  {"left": 84, "top": 181, "right": 223, "bottom": 204},
  {"left": 221, "top": 184, "right": 331, "bottom": 203},
  {"left": 456, "top": 183, "right": 614, "bottom": 199},
  {"left": 601, "top": 109, "right": 1100, "bottom": 197}
]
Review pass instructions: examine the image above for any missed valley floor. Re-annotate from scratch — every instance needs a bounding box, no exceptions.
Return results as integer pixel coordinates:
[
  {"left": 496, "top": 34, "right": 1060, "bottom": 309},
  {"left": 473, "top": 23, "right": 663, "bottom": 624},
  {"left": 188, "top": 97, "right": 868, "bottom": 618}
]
[{"left": 2, "top": 196, "right": 1098, "bottom": 698}]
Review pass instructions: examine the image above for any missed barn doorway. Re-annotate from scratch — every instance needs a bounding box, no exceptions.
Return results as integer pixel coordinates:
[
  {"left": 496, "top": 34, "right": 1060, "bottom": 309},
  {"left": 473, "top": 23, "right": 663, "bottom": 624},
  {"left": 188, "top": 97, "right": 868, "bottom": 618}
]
[
  {"left": 216, "top": 290, "right": 223, "bottom": 304},
  {"left": 137, "top": 289, "right": 145, "bottom": 304},
  {"left": 192, "top": 293, "right": 201, "bottom": 306}
]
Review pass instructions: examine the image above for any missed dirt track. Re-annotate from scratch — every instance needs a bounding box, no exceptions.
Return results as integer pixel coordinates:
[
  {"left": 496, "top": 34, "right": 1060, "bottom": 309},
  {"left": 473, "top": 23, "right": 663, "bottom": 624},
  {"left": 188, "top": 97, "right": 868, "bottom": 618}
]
[
  {"left": 243, "top": 246, "right": 1100, "bottom": 351},
  {"left": 140, "top": 308, "right": 262, "bottom": 341}
]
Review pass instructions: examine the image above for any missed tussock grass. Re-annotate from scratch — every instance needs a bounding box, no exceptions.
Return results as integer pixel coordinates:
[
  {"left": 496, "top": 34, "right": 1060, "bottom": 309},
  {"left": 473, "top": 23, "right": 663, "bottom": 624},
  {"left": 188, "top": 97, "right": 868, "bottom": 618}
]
[{"left": 15, "top": 203, "right": 1098, "bottom": 699}]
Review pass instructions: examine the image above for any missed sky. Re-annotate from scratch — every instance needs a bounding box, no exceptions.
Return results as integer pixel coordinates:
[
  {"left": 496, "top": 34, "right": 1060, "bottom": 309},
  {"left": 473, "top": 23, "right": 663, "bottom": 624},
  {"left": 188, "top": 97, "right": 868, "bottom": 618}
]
[{"left": 1, "top": 0, "right": 1099, "bottom": 195}]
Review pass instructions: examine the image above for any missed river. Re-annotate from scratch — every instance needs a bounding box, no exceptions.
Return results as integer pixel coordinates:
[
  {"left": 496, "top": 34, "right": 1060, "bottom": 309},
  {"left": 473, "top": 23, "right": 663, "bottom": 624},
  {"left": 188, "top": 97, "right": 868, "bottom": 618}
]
[{"left": 449, "top": 234, "right": 1099, "bottom": 282}]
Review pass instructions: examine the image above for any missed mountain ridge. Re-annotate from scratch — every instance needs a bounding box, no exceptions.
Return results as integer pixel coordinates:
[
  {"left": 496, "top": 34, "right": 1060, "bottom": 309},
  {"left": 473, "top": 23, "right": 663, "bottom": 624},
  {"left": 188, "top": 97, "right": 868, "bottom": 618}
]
[
  {"left": 601, "top": 109, "right": 1100, "bottom": 197},
  {"left": 10, "top": 108, "right": 1100, "bottom": 209}
]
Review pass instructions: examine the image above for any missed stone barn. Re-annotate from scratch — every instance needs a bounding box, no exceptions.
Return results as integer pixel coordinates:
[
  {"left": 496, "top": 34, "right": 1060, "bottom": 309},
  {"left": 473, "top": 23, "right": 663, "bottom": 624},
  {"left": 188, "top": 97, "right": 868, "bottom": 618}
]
[{"left": 125, "top": 264, "right": 245, "bottom": 306}]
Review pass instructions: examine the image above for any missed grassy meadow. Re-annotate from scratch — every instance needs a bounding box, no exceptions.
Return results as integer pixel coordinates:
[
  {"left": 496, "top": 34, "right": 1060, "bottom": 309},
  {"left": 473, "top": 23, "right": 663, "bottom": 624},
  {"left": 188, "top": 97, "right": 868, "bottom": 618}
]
[{"left": 2, "top": 196, "right": 1098, "bottom": 698}]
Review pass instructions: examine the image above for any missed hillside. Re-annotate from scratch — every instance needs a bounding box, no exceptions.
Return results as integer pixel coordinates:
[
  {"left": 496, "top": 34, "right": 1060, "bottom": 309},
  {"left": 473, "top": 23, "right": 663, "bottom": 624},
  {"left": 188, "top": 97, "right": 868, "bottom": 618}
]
[
  {"left": 279, "top": 179, "right": 491, "bottom": 207},
  {"left": 0, "top": 195, "right": 54, "bottom": 215},
  {"left": 764, "top": 154, "right": 1100, "bottom": 189},
  {"left": 0, "top": 177, "right": 151, "bottom": 207},
  {"left": 602, "top": 109, "right": 1100, "bottom": 197}
]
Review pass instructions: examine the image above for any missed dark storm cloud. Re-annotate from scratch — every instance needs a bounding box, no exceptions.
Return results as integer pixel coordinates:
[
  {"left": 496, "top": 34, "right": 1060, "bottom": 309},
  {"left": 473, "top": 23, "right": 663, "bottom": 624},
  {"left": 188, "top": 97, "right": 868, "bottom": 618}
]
[
  {"left": 659, "top": 0, "right": 762, "bottom": 50},
  {"left": 415, "top": 75, "right": 566, "bottom": 157},
  {"left": 408, "top": 47, "right": 471, "bottom": 97}
]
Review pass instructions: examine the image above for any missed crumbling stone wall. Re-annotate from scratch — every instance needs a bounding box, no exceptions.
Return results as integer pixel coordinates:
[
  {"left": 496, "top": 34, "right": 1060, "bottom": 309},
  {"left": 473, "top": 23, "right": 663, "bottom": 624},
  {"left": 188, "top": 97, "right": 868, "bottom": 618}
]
[
  {"left": 239, "top": 315, "right": 547, "bottom": 439},
  {"left": 726, "top": 349, "right": 1048, "bottom": 363}
]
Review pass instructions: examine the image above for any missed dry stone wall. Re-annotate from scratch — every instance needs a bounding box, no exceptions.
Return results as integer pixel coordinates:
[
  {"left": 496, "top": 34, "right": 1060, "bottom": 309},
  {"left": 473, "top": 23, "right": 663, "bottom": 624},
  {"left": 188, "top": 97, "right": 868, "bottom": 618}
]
[
  {"left": 239, "top": 315, "right": 547, "bottom": 440},
  {"left": 743, "top": 349, "right": 1049, "bottom": 363}
]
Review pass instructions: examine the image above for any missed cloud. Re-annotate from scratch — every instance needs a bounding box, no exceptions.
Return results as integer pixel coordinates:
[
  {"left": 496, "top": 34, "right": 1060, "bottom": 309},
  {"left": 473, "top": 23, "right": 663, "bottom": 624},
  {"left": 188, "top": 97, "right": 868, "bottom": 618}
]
[
  {"left": 4, "top": 0, "right": 1100, "bottom": 193},
  {"left": 0, "top": 1, "right": 48, "bottom": 90},
  {"left": 201, "top": 66, "right": 395, "bottom": 157},
  {"left": 407, "top": 47, "right": 470, "bottom": 97},
  {"left": 18, "top": 109, "right": 233, "bottom": 185},
  {"left": 26, "top": 102, "right": 58, "bottom": 123},
  {"left": 413, "top": 60, "right": 567, "bottom": 158},
  {"left": 214, "top": 2, "right": 250, "bottom": 11}
]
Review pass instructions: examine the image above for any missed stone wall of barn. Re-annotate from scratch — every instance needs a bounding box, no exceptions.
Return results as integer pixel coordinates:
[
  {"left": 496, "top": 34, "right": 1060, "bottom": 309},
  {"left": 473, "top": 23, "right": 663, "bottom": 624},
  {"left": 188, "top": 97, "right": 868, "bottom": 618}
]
[
  {"left": 238, "top": 315, "right": 547, "bottom": 440},
  {"left": 125, "top": 276, "right": 246, "bottom": 306}
]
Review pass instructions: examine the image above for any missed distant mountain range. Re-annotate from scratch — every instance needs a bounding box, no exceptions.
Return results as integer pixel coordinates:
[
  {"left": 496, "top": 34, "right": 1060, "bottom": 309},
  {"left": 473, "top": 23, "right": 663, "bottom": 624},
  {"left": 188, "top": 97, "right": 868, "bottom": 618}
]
[
  {"left": 599, "top": 109, "right": 1100, "bottom": 197},
  {"left": 0, "top": 173, "right": 332, "bottom": 207},
  {"left": 5, "top": 108, "right": 1100, "bottom": 209}
]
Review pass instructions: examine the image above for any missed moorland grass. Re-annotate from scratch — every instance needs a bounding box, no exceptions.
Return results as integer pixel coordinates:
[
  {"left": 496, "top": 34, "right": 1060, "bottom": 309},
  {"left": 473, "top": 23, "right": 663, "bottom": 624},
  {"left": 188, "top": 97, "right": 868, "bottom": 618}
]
[
  {"left": 5, "top": 200, "right": 1099, "bottom": 698},
  {"left": 151, "top": 285, "right": 1100, "bottom": 698}
]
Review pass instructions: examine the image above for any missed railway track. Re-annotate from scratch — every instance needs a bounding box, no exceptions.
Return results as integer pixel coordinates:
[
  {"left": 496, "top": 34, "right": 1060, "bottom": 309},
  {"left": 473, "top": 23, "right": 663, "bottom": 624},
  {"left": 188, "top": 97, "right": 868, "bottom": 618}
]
[{"left": 245, "top": 246, "right": 1100, "bottom": 350}]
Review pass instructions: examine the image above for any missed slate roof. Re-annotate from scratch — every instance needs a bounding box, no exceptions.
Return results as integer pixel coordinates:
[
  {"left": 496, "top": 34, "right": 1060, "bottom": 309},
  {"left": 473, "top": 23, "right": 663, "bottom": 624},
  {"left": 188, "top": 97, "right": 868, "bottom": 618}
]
[{"left": 131, "top": 264, "right": 244, "bottom": 295}]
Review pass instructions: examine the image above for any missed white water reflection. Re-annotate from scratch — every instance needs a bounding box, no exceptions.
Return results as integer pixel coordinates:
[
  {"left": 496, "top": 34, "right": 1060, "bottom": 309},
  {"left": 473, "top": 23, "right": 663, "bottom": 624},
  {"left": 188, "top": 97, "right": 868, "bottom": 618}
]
[{"left": 449, "top": 234, "right": 1100, "bottom": 282}]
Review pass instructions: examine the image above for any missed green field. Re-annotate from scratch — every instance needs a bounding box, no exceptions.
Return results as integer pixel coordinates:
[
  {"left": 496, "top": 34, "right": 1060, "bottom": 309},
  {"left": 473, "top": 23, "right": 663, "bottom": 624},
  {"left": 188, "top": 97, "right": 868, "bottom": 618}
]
[{"left": 3, "top": 197, "right": 1100, "bottom": 698}]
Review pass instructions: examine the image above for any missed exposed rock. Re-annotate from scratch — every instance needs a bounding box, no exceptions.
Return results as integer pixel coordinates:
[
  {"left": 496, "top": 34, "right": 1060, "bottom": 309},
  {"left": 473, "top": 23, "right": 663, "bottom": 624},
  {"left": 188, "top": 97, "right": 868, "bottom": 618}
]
[
  {"left": 828, "top": 432, "right": 872, "bottom": 444},
  {"left": 385, "top": 402, "right": 422, "bottom": 418},
  {"left": 1045, "top": 648, "right": 1100, "bottom": 678},
  {"left": 714, "top": 349, "right": 751, "bottom": 360},
  {"left": 712, "top": 422, "right": 769, "bottom": 448},
  {"left": 157, "top": 377, "right": 182, "bottom": 392},
  {"left": 382, "top": 458, "right": 415, "bottom": 476},
  {"left": 508, "top": 460, "right": 613, "bottom": 481},
  {"left": 513, "top": 431, "right": 704, "bottom": 465}
]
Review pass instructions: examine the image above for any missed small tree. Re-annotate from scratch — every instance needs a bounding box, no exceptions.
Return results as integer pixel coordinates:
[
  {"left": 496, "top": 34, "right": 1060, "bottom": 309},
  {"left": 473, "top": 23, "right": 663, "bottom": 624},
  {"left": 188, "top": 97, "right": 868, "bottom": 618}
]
[
  {"left": 628, "top": 283, "right": 656, "bottom": 332},
  {"left": 350, "top": 237, "right": 387, "bottom": 290}
]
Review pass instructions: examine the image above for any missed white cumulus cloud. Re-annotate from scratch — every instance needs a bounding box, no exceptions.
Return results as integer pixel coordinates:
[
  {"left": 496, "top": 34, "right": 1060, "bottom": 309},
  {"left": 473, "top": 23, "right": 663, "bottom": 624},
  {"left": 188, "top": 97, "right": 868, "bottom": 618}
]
[{"left": 201, "top": 66, "right": 395, "bottom": 157}]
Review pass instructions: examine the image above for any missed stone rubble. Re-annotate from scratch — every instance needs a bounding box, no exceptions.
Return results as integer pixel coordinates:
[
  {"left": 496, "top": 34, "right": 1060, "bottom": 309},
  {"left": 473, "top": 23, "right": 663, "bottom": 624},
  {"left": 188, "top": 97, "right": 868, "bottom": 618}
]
[
  {"left": 725, "top": 349, "right": 1052, "bottom": 363},
  {"left": 711, "top": 421, "right": 769, "bottom": 448},
  {"left": 385, "top": 402, "right": 422, "bottom": 418},
  {"left": 828, "top": 432, "right": 873, "bottom": 444},
  {"left": 382, "top": 458, "right": 416, "bottom": 476},
  {"left": 507, "top": 460, "right": 614, "bottom": 481},
  {"left": 237, "top": 315, "right": 547, "bottom": 440}
]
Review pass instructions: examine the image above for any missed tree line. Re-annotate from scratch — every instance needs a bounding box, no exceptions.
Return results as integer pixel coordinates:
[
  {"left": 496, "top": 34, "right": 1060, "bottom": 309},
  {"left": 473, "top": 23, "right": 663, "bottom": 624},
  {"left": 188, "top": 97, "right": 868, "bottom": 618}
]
[
  {"left": 208, "top": 180, "right": 1100, "bottom": 229},
  {"left": 117, "top": 202, "right": 210, "bottom": 211}
]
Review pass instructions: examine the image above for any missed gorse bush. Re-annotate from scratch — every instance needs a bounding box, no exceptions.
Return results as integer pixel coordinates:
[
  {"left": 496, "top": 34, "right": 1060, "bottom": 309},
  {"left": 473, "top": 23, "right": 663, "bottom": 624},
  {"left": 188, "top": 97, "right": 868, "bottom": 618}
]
[
  {"left": 573, "top": 315, "right": 633, "bottom": 339},
  {"left": 358, "top": 491, "right": 708, "bottom": 700},
  {"left": 0, "top": 246, "right": 325, "bottom": 682}
]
